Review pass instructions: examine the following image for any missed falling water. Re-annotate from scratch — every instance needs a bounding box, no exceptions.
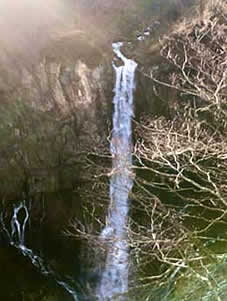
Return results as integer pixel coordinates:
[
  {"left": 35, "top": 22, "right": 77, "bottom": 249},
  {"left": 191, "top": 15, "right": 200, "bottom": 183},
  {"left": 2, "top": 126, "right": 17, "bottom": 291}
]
[
  {"left": 1, "top": 201, "right": 51, "bottom": 274},
  {"left": 97, "top": 42, "right": 137, "bottom": 300},
  {"left": 0, "top": 201, "right": 79, "bottom": 301}
]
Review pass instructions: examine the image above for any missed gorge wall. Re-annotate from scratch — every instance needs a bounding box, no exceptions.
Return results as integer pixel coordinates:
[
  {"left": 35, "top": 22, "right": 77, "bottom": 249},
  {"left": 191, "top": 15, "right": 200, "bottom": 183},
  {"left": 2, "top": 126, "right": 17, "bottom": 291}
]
[{"left": 1, "top": 1, "right": 221, "bottom": 300}]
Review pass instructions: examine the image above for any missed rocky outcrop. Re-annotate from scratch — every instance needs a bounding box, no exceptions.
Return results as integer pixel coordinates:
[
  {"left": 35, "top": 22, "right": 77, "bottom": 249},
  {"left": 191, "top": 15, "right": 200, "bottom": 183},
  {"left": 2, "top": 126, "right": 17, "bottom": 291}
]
[{"left": 0, "top": 29, "right": 114, "bottom": 200}]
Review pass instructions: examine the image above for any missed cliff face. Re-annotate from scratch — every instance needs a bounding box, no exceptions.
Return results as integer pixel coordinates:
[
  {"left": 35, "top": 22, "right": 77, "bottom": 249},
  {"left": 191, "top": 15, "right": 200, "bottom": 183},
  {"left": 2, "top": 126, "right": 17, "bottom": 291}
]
[
  {"left": 0, "top": 29, "right": 113, "bottom": 199},
  {"left": 17, "top": 47, "right": 109, "bottom": 130},
  {"left": 2, "top": 1, "right": 227, "bottom": 300},
  {"left": 0, "top": 0, "right": 197, "bottom": 197},
  {"left": 0, "top": 0, "right": 113, "bottom": 119}
]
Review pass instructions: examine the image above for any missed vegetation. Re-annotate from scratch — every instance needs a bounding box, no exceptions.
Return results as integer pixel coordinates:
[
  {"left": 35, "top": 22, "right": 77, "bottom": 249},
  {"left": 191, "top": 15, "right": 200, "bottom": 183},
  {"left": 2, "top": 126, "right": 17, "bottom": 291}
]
[
  {"left": 130, "top": 0, "right": 227, "bottom": 299},
  {"left": 69, "top": 1, "right": 227, "bottom": 300},
  {"left": 0, "top": 0, "right": 227, "bottom": 300}
]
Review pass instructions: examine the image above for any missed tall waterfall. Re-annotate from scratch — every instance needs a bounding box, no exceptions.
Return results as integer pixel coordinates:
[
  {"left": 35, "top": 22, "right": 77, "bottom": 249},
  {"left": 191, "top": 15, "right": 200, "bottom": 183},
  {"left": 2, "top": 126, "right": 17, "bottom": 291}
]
[{"left": 97, "top": 42, "right": 137, "bottom": 300}]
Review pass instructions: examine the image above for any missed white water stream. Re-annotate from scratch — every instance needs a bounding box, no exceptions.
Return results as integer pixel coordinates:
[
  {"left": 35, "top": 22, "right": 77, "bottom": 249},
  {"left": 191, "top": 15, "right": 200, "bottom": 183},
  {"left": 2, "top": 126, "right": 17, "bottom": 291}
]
[
  {"left": 0, "top": 200, "right": 79, "bottom": 301},
  {"left": 96, "top": 42, "right": 137, "bottom": 300}
]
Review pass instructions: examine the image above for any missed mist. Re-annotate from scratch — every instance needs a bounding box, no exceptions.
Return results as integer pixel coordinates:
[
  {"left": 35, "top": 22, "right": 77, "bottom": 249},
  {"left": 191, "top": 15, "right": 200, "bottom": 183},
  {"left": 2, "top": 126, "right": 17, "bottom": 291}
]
[{"left": 0, "top": 0, "right": 75, "bottom": 61}]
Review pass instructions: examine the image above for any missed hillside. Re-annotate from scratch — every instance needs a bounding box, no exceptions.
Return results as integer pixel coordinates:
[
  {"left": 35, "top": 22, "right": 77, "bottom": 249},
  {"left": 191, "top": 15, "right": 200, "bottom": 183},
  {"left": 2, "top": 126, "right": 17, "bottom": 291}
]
[{"left": 0, "top": 0, "right": 227, "bottom": 300}]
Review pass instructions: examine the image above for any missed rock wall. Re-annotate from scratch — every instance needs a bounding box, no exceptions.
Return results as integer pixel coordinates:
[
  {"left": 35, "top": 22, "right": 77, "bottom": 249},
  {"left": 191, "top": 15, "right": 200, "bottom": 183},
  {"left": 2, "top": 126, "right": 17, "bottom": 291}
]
[{"left": 0, "top": 32, "right": 113, "bottom": 199}]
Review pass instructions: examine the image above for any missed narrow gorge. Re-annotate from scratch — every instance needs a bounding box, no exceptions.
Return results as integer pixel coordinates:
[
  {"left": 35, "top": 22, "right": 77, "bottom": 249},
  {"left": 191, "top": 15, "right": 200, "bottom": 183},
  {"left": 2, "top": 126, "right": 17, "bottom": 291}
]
[{"left": 0, "top": 1, "right": 227, "bottom": 300}]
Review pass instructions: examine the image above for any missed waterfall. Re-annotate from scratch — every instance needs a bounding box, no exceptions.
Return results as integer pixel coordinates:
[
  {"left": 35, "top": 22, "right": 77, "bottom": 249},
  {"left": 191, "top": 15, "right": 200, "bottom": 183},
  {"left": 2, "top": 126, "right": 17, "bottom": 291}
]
[
  {"left": 97, "top": 42, "right": 137, "bottom": 300},
  {"left": 1, "top": 200, "right": 51, "bottom": 274},
  {"left": 0, "top": 200, "right": 79, "bottom": 301},
  {"left": 10, "top": 200, "right": 29, "bottom": 247}
]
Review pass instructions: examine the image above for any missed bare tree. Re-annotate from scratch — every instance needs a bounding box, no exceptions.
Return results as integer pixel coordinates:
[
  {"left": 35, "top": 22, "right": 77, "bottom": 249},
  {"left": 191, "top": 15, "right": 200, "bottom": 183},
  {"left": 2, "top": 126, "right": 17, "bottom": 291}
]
[
  {"left": 65, "top": 1, "right": 227, "bottom": 299},
  {"left": 129, "top": 0, "right": 227, "bottom": 299}
]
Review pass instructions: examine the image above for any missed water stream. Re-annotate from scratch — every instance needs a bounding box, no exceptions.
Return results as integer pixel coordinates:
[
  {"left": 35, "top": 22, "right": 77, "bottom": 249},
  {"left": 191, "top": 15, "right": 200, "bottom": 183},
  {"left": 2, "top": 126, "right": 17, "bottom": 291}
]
[
  {"left": 0, "top": 200, "right": 79, "bottom": 301},
  {"left": 96, "top": 42, "right": 137, "bottom": 300}
]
